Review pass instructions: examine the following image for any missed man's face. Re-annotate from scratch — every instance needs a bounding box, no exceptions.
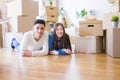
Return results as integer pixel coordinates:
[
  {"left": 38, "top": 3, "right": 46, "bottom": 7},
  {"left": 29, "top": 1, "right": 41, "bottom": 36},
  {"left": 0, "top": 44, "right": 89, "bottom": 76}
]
[{"left": 33, "top": 23, "right": 45, "bottom": 38}]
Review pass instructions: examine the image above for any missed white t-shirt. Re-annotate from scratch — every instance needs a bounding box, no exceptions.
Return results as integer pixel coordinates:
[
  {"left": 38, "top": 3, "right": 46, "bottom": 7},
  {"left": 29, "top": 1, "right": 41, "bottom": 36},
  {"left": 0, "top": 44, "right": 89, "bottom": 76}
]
[{"left": 20, "top": 31, "right": 48, "bottom": 56}]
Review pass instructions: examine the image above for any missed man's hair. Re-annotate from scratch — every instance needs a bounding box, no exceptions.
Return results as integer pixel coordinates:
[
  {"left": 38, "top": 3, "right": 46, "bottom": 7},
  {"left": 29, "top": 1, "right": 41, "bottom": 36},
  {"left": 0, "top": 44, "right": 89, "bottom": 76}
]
[{"left": 33, "top": 19, "right": 46, "bottom": 27}]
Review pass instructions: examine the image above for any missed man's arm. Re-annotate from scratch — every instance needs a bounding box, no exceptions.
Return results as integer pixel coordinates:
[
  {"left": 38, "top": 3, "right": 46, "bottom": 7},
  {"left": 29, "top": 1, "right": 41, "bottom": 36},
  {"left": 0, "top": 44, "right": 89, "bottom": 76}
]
[{"left": 32, "top": 32, "right": 48, "bottom": 56}]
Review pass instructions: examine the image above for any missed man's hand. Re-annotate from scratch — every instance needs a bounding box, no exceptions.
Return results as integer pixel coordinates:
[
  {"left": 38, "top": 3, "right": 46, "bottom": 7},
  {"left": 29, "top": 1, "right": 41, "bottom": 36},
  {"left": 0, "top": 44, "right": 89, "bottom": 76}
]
[{"left": 21, "top": 49, "right": 32, "bottom": 57}]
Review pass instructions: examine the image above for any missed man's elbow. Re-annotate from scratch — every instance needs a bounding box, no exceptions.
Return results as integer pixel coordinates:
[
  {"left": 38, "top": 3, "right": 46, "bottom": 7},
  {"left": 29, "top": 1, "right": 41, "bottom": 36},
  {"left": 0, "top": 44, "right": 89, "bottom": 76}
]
[{"left": 45, "top": 50, "right": 49, "bottom": 55}]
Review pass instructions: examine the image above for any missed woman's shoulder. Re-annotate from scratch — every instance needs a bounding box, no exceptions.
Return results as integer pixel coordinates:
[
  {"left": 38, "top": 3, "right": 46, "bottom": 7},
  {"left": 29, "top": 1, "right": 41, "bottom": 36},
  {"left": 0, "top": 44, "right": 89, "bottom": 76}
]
[
  {"left": 48, "top": 32, "right": 54, "bottom": 39},
  {"left": 49, "top": 32, "right": 54, "bottom": 36},
  {"left": 65, "top": 33, "right": 70, "bottom": 38}
]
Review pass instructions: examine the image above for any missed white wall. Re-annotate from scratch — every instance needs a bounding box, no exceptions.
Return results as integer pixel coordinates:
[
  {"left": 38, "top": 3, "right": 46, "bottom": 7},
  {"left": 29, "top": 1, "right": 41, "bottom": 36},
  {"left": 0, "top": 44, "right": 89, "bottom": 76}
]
[{"left": 59, "top": 0, "right": 113, "bottom": 27}]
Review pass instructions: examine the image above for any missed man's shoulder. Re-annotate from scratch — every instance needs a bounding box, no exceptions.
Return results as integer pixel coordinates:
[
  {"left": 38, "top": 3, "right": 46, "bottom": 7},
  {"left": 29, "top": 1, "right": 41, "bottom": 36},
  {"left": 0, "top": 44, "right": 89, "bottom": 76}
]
[
  {"left": 43, "top": 31, "right": 49, "bottom": 37},
  {"left": 44, "top": 31, "right": 48, "bottom": 35},
  {"left": 23, "top": 31, "right": 33, "bottom": 36}
]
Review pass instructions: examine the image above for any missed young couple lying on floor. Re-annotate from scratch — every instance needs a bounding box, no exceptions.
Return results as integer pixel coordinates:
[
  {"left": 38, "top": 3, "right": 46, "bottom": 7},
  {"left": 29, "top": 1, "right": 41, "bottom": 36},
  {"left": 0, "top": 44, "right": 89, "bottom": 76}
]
[{"left": 18, "top": 19, "right": 72, "bottom": 57}]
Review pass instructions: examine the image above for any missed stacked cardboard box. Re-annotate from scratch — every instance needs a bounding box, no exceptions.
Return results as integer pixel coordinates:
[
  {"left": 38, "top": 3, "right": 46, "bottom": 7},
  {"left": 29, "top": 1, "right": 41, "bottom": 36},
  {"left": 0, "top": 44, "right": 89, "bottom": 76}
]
[
  {"left": 107, "top": 28, "right": 120, "bottom": 57},
  {"left": 39, "top": 6, "right": 58, "bottom": 32},
  {"left": 3, "top": 0, "right": 38, "bottom": 48},
  {"left": 75, "top": 36, "right": 103, "bottom": 53},
  {"left": 104, "top": 12, "right": 120, "bottom": 57},
  {"left": 75, "top": 20, "right": 104, "bottom": 53},
  {"left": 7, "top": 0, "right": 39, "bottom": 32},
  {"left": 79, "top": 20, "right": 103, "bottom": 36}
]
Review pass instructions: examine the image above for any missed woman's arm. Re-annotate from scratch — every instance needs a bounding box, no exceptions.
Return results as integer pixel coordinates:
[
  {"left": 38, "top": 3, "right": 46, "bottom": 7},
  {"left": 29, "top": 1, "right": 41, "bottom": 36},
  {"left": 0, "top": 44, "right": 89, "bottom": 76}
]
[
  {"left": 62, "top": 49, "right": 72, "bottom": 54},
  {"left": 49, "top": 50, "right": 59, "bottom": 55},
  {"left": 61, "top": 34, "right": 72, "bottom": 54},
  {"left": 49, "top": 49, "right": 67, "bottom": 55},
  {"left": 49, "top": 33, "right": 72, "bottom": 55},
  {"left": 48, "top": 33, "right": 54, "bottom": 51},
  {"left": 48, "top": 34, "right": 67, "bottom": 55}
]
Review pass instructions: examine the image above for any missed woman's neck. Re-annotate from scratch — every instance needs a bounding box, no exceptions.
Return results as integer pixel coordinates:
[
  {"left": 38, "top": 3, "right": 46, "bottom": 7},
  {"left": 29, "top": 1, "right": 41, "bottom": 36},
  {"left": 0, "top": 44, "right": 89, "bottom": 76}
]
[{"left": 57, "top": 37, "right": 61, "bottom": 40}]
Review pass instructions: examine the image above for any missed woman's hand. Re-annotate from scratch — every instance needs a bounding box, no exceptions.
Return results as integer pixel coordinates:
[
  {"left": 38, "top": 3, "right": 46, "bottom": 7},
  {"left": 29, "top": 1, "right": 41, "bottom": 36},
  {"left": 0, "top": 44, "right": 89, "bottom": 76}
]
[
  {"left": 21, "top": 49, "right": 32, "bottom": 57},
  {"left": 62, "top": 49, "right": 72, "bottom": 55},
  {"left": 50, "top": 50, "right": 59, "bottom": 55}
]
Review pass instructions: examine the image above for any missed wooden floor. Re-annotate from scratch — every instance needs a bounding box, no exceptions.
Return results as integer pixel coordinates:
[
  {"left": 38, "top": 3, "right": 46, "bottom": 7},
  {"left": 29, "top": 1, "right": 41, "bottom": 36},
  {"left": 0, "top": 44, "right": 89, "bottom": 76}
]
[{"left": 0, "top": 48, "right": 120, "bottom": 80}]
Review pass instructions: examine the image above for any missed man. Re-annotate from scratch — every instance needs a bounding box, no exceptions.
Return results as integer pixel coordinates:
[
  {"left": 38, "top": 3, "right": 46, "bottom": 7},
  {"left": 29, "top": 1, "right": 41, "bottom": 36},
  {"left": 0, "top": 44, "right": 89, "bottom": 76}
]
[{"left": 20, "top": 19, "right": 48, "bottom": 57}]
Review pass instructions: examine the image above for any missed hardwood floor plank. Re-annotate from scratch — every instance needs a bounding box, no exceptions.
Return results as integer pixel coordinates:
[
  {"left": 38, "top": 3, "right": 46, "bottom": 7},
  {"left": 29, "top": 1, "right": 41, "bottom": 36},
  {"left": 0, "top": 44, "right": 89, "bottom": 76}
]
[{"left": 0, "top": 48, "right": 120, "bottom": 80}]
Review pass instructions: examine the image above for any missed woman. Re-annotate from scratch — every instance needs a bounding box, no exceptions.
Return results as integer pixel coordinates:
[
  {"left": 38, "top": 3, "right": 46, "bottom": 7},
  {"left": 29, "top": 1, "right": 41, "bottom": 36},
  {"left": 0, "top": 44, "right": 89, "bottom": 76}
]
[
  {"left": 20, "top": 19, "right": 48, "bottom": 57},
  {"left": 49, "top": 23, "right": 72, "bottom": 55}
]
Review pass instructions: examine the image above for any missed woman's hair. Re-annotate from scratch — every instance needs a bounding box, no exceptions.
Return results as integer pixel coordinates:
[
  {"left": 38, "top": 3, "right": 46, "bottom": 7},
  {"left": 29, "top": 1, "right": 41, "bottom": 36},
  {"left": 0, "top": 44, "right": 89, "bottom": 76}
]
[
  {"left": 33, "top": 19, "right": 46, "bottom": 27},
  {"left": 53, "top": 23, "right": 71, "bottom": 50}
]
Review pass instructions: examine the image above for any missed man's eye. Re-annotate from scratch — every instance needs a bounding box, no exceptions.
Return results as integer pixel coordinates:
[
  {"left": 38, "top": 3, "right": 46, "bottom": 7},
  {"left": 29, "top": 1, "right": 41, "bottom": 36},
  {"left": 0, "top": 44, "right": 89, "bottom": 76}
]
[
  {"left": 41, "top": 27, "right": 44, "bottom": 30},
  {"left": 36, "top": 27, "right": 39, "bottom": 30}
]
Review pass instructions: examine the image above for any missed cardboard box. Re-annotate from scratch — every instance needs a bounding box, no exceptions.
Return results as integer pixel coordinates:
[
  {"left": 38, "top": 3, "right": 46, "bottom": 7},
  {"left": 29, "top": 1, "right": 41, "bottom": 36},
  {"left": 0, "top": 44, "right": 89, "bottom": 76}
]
[
  {"left": 39, "top": 6, "right": 58, "bottom": 16},
  {"left": 22, "top": 0, "right": 39, "bottom": 15},
  {"left": 45, "top": 21, "right": 56, "bottom": 33},
  {"left": 10, "top": 15, "right": 36, "bottom": 32},
  {"left": 45, "top": 6, "right": 58, "bottom": 15},
  {"left": 75, "top": 36, "right": 103, "bottom": 53},
  {"left": 107, "top": 28, "right": 120, "bottom": 57},
  {"left": 7, "top": 0, "right": 38, "bottom": 17},
  {"left": 79, "top": 20, "right": 103, "bottom": 36},
  {"left": 45, "top": 22, "right": 50, "bottom": 33},
  {"left": 46, "top": 15, "right": 58, "bottom": 22},
  {"left": 38, "top": 15, "right": 58, "bottom": 22},
  {"left": 17, "top": 15, "right": 36, "bottom": 32}
]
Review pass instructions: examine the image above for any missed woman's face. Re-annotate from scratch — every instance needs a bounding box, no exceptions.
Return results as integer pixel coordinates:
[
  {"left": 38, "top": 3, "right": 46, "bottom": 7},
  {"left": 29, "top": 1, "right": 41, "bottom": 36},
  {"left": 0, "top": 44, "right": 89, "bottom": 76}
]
[
  {"left": 33, "top": 23, "right": 45, "bottom": 38},
  {"left": 56, "top": 25, "right": 64, "bottom": 38}
]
